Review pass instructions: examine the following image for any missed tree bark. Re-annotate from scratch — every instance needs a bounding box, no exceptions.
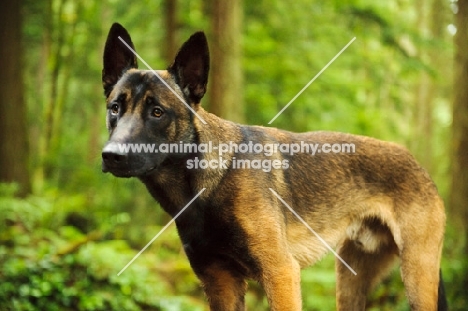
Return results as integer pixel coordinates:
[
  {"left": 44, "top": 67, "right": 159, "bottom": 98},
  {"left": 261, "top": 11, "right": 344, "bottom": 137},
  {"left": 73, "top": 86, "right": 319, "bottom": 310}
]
[
  {"left": 412, "top": 0, "right": 434, "bottom": 172},
  {"left": 50, "top": 1, "right": 82, "bottom": 155},
  {"left": 44, "top": 0, "right": 67, "bottom": 157},
  {"left": 452, "top": 0, "right": 468, "bottom": 252},
  {"left": 0, "top": 0, "right": 31, "bottom": 196},
  {"left": 208, "top": 0, "right": 244, "bottom": 122},
  {"left": 31, "top": 0, "right": 53, "bottom": 191},
  {"left": 163, "top": 0, "right": 178, "bottom": 64}
]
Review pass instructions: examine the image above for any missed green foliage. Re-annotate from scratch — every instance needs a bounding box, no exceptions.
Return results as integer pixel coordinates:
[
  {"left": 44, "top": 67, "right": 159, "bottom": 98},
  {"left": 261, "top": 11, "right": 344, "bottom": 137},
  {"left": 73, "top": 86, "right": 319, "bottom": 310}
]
[
  {"left": 12, "top": 0, "right": 463, "bottom": 309},
  {"left": 0, "top": 184, "right": 205, "bottom": 311}
]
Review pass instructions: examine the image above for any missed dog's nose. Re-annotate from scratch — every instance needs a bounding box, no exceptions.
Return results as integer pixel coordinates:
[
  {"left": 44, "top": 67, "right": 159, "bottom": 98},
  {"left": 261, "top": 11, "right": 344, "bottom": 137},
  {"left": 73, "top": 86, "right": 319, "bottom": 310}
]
[{"left": 102, "top": 142, "right": 128, "bottom": 169}]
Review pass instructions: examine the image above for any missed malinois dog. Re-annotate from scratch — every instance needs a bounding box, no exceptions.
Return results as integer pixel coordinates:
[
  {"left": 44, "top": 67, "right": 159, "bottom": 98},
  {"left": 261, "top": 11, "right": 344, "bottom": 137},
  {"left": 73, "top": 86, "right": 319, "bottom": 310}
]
[{"left": 102, "top": 23, "right": 447, "bottom": 310}]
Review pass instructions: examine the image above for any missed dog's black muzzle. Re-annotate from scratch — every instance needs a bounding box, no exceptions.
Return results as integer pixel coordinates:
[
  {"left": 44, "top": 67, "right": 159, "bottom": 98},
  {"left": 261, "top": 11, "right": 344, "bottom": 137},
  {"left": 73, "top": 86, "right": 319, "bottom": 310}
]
[{"left": 101, "top": 141, "right": 154, "bottom": 177}]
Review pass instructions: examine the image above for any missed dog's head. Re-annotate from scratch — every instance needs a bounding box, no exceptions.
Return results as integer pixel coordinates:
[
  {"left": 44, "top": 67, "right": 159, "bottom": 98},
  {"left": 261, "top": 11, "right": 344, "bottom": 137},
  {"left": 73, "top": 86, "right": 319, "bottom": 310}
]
[{"left": 101, "top": 23, "right": 209, "bottom": 177}]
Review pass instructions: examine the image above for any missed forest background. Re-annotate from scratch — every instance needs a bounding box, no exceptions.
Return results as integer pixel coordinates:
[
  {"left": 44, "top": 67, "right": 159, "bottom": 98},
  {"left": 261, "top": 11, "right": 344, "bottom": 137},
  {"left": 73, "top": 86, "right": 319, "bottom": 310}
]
[{"left": 1, "top": 0, "right": 468, "bottom": 310}]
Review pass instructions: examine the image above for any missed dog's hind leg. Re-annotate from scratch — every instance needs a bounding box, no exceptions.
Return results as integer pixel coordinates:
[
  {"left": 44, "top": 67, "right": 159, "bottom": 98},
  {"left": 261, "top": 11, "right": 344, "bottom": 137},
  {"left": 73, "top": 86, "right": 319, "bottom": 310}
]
[
  {"left": 397, "top": 200, "right": 445, "bottom": 310},
  {"left": 398, "top": 227, "right": 444, "bottom": 308},
  {"left": 335, "top": 238, "right": 398, "bottom": 311},
  {"left": 399, "top": 248, "right": 441, "bottom": 310}
]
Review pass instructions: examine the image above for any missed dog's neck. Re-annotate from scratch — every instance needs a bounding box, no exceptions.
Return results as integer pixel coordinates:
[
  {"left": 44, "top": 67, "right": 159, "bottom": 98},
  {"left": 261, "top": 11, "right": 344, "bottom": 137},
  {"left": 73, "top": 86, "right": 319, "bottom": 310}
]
[{"left": 139, "top": 107, "right": 242, "bottom": 215}]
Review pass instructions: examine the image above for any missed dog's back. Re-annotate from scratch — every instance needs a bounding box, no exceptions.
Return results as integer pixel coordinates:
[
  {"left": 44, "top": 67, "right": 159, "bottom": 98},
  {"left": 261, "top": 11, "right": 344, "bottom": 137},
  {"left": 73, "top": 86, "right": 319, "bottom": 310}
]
[{"left": 101, "top": 23, "right": 446, "bottom": 310}]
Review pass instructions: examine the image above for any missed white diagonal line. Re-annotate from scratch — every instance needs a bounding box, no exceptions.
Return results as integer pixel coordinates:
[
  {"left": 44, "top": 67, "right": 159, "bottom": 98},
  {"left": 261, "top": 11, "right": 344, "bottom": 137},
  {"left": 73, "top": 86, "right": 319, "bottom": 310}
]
[
  {"left": 118, "top": 36, "right": 207, "bottom": 125},
  {"left": 117, "top": 188, "right": 206, "bottom": 276},
  {"left": 269, "top": 188, "right": 357, "bottom": 275},
  {"left": 268, "top": 37, "right": 356, "bottom": 124}
]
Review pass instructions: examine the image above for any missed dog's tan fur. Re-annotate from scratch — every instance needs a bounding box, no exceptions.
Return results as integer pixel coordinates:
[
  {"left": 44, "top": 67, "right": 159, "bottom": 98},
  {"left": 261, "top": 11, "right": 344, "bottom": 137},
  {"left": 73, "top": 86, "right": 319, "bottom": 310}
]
[{"left": 102, "top": 23, "right": 446, "bottom": 310}]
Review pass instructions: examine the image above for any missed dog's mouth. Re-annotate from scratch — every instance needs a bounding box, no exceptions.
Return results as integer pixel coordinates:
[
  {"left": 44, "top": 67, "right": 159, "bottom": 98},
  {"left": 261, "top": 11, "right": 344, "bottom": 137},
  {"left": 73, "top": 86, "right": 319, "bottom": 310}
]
[
  {"left": 101, "top": 143, "right": 162, "bottom": 177},
  {"left": 102, "top": 163, "right": 158, "bottom": 178},
  {"left": 102, "top": 166, "right": 133, "bottom": 178},
  {"left": 144, "top": 166, "right": 157, "bottom": 175}
]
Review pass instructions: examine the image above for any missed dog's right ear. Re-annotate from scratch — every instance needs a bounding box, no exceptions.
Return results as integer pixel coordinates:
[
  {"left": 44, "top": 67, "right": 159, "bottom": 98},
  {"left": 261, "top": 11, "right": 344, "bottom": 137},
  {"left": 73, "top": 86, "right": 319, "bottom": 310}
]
[{"left": 102, "top": 23, "right": 138, "bottom": 97}]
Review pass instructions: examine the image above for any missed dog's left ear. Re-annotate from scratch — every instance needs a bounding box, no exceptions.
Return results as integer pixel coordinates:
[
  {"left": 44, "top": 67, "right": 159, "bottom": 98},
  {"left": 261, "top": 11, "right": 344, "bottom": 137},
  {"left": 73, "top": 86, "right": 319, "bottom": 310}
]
[
  {"left": 102, "top": 23, "right": 138, "bottom": 97},
  {"left": 169, "top": 32, "right": 209, "bottom": 104}
]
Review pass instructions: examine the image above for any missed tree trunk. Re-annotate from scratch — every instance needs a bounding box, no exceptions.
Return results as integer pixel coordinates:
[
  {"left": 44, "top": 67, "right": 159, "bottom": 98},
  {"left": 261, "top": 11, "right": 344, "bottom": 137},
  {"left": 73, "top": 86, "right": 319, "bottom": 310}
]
[
  {"left": 163, "top": 0, "right": 178, "bottom": 64},
  {"left": 43, "top": 0, "right": 67, "bottom": 178},
  {"left": 208, "top": 0, "right": 244, "bottom": 122},
  {"left": 412, "top": 0, "right": 435, "bottom": 172},
  {"left": 32, "top": 0, "right": 53, "bottom": 191},
  {"left": 0, "top": 0, "right": 31, "bottom": 196},
  {"left": 452, "top": 0, "right": 468, "bottom": 253},
  {"left": 88, "top": 2, "right": 110, "bottom": 165},
  {"left": 50, "top": 0, "right": 81, "bottom": 155}
]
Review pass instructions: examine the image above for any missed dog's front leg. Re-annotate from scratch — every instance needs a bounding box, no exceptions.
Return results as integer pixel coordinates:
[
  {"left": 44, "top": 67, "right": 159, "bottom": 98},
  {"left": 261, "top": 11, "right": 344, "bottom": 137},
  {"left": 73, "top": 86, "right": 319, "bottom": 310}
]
[
  {"left": 260, "top": 255, "right": 302, "bottom": 311},
  {"left": 234, "top": 195, "right": 303, "bottom": 310},
  {"left": 197, "top": 263, "right": 248, "bottom": 311}
]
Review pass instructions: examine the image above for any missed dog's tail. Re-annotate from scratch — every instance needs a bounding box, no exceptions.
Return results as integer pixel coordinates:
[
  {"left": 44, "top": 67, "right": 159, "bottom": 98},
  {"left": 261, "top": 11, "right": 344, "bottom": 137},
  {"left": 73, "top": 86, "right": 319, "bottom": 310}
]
[{"left": 438, "top": 269, "right": 448, "bottom": 311}]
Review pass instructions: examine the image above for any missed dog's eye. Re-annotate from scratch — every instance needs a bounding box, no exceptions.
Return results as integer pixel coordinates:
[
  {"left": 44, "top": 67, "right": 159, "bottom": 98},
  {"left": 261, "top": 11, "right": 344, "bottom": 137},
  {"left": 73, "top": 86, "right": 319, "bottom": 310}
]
[
  {"left": 110, "top": 103, "right": 120, "bottom": 115},
  {"left": 152, "top": 107, "right": 163, "bottom": 118}
]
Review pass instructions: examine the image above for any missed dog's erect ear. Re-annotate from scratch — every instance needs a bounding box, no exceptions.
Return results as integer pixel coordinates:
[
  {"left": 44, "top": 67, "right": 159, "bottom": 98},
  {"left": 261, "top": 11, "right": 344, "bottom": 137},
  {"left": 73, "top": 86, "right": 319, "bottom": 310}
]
[
  {"left": 168, "top": 32, "right": 209, "bottom": 104},
  {"left": 102, "top": 23, "right": 138, "bottom": 97}
]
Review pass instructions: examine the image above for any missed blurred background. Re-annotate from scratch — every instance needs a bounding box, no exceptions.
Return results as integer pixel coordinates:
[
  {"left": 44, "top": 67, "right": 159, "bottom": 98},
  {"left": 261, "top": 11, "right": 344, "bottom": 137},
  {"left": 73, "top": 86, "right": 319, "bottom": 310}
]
[{"left": 0, "top": 0, "right": 466, "bottom": 310}]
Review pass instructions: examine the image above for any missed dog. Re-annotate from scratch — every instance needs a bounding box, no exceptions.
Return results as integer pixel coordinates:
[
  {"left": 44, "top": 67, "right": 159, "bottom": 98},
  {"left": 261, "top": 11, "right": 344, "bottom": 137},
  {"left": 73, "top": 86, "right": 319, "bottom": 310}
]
[{"left": 101, "top": 23, "right": 447, "bottom": 310}]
